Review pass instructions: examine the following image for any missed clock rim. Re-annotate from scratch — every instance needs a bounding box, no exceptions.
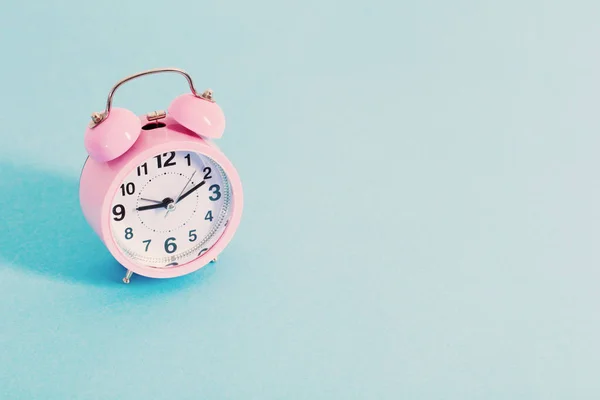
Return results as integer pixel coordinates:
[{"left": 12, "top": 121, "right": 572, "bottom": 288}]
[{"left": 99, "top": 138, "right": 243, "bottom": 279}]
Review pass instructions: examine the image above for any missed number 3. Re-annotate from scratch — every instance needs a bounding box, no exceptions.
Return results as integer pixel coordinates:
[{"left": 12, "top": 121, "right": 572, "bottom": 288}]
[{"left": 209, "top": 184, "right": 221, "bottom": 201}]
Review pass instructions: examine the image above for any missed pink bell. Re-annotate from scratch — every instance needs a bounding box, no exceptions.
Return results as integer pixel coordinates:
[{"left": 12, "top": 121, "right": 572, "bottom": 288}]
[
  {"left": 168, "top": 92, "right": 226, "bottom": 139},
  {"left": 84, "top": 107, "right": 141, "bottom": 162}
]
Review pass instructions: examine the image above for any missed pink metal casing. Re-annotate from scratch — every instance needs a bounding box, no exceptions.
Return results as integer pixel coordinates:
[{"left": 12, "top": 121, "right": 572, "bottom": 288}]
[
  {"left": 83, "top": 107, "right": 142, "bottom": 162},
  {"left": 168, "top": 93, "right": 226, "bottom": 139},
  {"left": 79, "top": 114, "right": 243, "bottom": 279}
]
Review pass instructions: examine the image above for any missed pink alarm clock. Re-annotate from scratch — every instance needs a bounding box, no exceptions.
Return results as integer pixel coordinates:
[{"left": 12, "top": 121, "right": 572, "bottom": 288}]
[{"left": 79, "top": 68, "right": 243, "bottom": 284}]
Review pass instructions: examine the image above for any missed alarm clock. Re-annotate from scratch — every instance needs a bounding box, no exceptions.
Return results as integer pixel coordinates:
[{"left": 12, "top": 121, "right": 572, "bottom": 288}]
[{"left": 79, "top": 68, "right": 243, "bottom": 284}]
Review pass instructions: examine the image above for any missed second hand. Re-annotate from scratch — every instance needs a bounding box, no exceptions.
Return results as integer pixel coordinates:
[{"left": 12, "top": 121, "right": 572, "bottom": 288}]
[
  {"left": 141, "top": 198, "right": 163, "bottom": 204},
  {"left": 166, "top": 170, "right": 197, "bottom": 218}
]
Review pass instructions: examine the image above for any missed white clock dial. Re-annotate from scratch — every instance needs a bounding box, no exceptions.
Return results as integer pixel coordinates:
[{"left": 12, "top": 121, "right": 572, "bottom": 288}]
[{"left": 109, "top": 151, "right": 232, "bottom": 268}]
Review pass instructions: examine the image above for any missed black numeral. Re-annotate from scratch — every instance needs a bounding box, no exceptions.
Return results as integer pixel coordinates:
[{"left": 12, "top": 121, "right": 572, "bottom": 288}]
[
  {"left": 155, "top": 152, "right": 176, "bottom": 168},
  {"left": 137, "top": 162, "right": 148, "bottom": 176},
  {"left": 164, "top": 237, "right": 177, "bottom": 254},
  {"left": 120, "top": 182, "right": 135, "bottom": 196},
  {"left": 203, "top": 167, "right": 212, "bottom": 179},
  {"left": 185, "top": 153, "right": 191, "bottom": 166},
  {"left": 143, "top": 239, "right": 151, "bottom": 251},
  {"left": 189, "top": 229, "right": 197, "bottom": 242},
  {"left": 164, "top": 151, "right": 176, "bottom": 167},
  {"left": 112, "top": 204, "right": 125, "bottom": 221},
  {"left": 125, "top": 227, "right": 133, "bottom": 240}
]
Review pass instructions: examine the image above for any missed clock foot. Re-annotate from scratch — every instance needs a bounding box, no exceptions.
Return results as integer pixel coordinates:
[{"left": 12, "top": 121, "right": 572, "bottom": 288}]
[
  {"left": 123, "top": 270, "right": 134, "bottom": 284},
  {"left": 211, "top": 257, "right": 218, "bottom": 263}
]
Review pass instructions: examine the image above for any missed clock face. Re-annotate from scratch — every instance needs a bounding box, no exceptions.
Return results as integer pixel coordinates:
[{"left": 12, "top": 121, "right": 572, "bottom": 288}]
[{"left": 109, "top": 150, "right": 232, "bottom": 268}]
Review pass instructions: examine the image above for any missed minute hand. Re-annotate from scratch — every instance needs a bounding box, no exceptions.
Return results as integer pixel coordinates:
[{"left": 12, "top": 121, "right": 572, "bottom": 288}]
[
  {"left": 176, "top": 180, "right": 205, "bottom": 203},
  {"left": 137, "top": 202, "right": 167, "bottom": 211}
]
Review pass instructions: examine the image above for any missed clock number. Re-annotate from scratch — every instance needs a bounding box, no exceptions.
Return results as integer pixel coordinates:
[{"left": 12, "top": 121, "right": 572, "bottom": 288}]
[
  {"left": 125, "top": 227, "right": 133, "bottom": 240},
  {"left": 208, "top": 184, "right": 221, "bottom": 201},
  {"left": 154, "top": 152, "right": 176, "bottom": 168},
  {"left": 164, "top": 152, "right": 176, "bottom": 167},
  {"left": 143, "top": 239, "right": 151, "bottom": 252},
  {"left": 120, "top": 182, "right": 135, "bottom": 196},
  {"left": 137, "top": 162, "right": 148, "bottom": 176},
  {"left": 112, "top": 204, "right": 125, "bottom": 221},
  {"left": 205, "top": 210, "right": 213, "bottom": 222},
  {"left": 189, "top": 229, "right": 197, "bottom": 242},
  {"left": 164, "top": 237, "right": 177, "bottom": 254},
  {"left": 203, "top": 167, "right": 212, "bottom": 179},
  {"left": 185, "top": 153, "right": 191, "bottom": 166}
]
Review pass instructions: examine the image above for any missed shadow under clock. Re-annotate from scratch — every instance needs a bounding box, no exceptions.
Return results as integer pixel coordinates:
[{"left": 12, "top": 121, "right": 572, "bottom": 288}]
[{"left": 0, "top": 161, "right": 217, "bottom": 288}]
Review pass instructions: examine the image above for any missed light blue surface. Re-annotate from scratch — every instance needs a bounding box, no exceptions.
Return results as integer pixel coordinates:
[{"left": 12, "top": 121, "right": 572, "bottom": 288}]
[{"left": 1, "top": 1, "right": 600, "bottom": 398}]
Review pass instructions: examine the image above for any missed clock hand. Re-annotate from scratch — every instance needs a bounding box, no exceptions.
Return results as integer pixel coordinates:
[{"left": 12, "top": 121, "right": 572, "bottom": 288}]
[
  {"left": 136, "top": 203, "right": 167, "bottom": 211},
  {"left": 176, "top": 170, "right": 197, "bottom": 202},
  {"left": 140, "top": 198, "right": 163, "bottom": 204},
  {"left": 136, "top": 198, "right": 173, "bottom": 211},
  {"left": 176, "top": 180, "right": 205, "bottom": 203},
  {"left": 167, "top": 170, "right": 197, "bottom": 218}
]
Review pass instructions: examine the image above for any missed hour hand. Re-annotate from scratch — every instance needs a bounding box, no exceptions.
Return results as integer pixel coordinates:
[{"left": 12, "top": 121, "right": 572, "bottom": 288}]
[{"left": 176, "top": 181, "right": 206, "bottom": 203}]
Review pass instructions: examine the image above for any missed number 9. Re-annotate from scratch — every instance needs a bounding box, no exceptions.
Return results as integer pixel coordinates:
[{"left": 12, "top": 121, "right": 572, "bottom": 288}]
[{"left": 112, "top": 204, "right": 125, "bottom": 221}]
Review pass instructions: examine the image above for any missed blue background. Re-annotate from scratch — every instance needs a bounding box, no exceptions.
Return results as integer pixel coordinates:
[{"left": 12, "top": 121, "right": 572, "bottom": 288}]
[{"left": 1, "top": 0, "right": 600, "bottom": 398}]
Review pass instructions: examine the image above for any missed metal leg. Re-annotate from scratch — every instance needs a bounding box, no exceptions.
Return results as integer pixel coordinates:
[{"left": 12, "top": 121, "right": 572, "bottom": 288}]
[
  {"left": 211, "top": 257, "right": 218, "bottom": 263},
  {"left": 123, "top": 270, "right": 133, "bottom": 284}
]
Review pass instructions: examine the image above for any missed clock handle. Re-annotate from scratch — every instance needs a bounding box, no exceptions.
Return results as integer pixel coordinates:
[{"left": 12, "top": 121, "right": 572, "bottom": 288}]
[{"left": 89, "top": 67, "right": 213, "bottom": 127}]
